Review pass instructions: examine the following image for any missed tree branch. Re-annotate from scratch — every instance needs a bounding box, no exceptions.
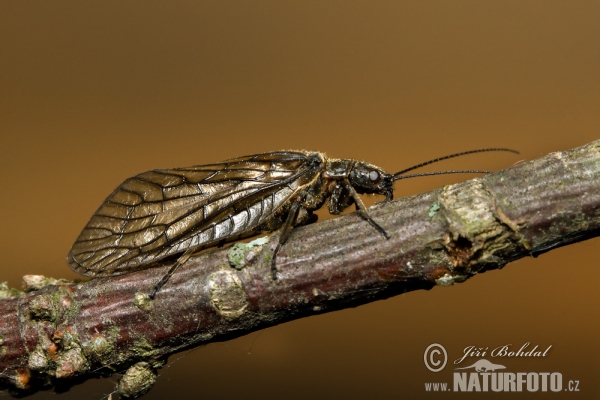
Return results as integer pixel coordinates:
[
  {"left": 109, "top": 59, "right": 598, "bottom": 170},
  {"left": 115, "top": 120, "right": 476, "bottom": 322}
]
[{"left": 1, "top": 140, "right": 599, "bottom": 398}]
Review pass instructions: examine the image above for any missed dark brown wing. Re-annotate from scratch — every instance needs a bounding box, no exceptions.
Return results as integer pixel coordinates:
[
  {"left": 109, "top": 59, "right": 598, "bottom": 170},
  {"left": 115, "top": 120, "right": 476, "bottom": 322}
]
[{"left": 68, "top": 151, "right": 324, "bottom": 277}]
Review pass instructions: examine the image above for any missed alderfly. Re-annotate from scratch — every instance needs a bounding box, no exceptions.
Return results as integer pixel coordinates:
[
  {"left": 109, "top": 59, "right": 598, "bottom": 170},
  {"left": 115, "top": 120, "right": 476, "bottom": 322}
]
[{"left": 68, "top": 148, "right": 518, "bottom": 298}]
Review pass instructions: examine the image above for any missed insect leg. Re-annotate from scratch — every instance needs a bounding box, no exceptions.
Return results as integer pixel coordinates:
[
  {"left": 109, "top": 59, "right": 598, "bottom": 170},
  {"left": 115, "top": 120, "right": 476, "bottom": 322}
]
[
  {"left": 271, "top": 199, "right": 302, "bottom": 280},
  {"left": 150, "top": 247, "right": 195, "bottom": 299},
  {"left": 345, "top": 182, "right": 390, "bottom": 239}
]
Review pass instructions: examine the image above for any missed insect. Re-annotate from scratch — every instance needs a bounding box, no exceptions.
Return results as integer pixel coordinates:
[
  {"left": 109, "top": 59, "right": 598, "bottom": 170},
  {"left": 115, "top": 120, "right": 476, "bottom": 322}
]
[{"left": 67, "top": 148, "right": 517, "bottom": 298}]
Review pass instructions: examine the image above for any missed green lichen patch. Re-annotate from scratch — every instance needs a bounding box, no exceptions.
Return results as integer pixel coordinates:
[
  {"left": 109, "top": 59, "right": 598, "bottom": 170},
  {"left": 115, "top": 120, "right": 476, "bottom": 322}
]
[
  {"left": 227, "top": 236, "right": 269, "bottom": 270},
  {"left": 0, "top": 282, "right": 22, "bottom": 299},
  {"left": 86, "top": 324, "right": 122, "bottom": 364},
  {"left": 55, "top": 347, "right": 90, "bottom": 378},
  {"left": 90, "top": 334, "right": 113, "bottom": 357},
  {"left": 29, "top": 294, "right": 58, "bottom": 322},
  {"left": 56, "top": 287, "right": 82, "bottom": 323},
  {"left": 428, "top": 202, "right": 441, "bottom": 217},
  {"left": 130, "top": 337, "right": 158, "bottom": 359},
  {"left": 22, "top": 275, "right": 73, "bottom": 292},
  {"left": 133, "top": 292, "right": 153, "bottom": 312},
  {"left": 27, "top": 330, "right": 56, "bottom": 372},
  {"left": 435, "top": 273, "right": 455, "bottom": 286},
  {"left": 27, "top": 346, "right": 49, "bottom": 371},
  {"left": 118, "top": 362, "right": 157, "bottom": 399},
  {"left": 228, "top": 243, "right": 247, "bottom": 269}
]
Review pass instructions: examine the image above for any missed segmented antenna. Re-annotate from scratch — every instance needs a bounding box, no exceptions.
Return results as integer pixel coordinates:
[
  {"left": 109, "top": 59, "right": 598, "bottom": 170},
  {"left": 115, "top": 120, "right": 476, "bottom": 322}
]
[
  {"left": 393, "top": 148, "right": 519, "bottom": 180},
  {"left": 393, "top": 170, "right": 491, "bottom": 181}
]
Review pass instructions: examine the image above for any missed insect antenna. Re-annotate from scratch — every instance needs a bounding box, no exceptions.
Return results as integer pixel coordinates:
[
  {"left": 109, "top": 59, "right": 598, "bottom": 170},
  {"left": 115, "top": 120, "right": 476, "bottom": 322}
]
[
  {"left": 393, "top": 148, "right": 519, "bottom": 179},
  {"left": 393, "top": 169, "right": 491, "bottom": 181}
]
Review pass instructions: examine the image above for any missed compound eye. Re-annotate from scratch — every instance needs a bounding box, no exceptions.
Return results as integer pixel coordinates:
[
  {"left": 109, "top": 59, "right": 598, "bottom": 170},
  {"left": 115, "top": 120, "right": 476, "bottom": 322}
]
[{"left": 368, "top": 170, "right": 380, "bottom": 182}]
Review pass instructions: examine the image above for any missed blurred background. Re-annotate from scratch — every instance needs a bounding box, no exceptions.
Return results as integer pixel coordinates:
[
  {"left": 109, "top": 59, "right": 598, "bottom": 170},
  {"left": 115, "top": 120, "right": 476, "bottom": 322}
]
[{"left": 1, "top": 1, "right": 598, "bottom": 398}]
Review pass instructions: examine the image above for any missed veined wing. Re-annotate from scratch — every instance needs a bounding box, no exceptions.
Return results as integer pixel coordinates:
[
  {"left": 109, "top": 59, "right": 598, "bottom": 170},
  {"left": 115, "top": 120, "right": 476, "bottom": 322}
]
[{"left": 68, "top": 151, "right": 324, "bottom": 276}]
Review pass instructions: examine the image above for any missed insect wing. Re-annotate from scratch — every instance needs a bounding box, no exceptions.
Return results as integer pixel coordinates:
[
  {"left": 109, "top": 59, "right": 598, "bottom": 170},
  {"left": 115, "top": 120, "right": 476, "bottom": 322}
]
[{"left": 68, "top": 151, "right": 322, "bottom": 277}]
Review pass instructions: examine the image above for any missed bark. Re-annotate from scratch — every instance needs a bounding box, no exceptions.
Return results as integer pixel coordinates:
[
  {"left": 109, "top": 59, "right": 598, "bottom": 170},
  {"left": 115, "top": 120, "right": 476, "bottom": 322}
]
[{"left": 1, "top": 140, "right": 599, "bottom": 398}]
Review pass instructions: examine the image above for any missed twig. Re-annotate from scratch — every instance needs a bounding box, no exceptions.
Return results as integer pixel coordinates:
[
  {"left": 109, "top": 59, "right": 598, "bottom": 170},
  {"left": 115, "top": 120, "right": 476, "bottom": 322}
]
[{"left": 1, "top": 140, "right": 599, "bottom": 398}]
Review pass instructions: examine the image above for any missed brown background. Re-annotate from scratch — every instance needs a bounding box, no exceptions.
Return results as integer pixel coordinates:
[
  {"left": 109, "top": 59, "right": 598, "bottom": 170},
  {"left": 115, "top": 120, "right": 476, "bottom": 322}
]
[{"left": 1, "top": 1, "right": 599, "bottom": 399}]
